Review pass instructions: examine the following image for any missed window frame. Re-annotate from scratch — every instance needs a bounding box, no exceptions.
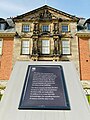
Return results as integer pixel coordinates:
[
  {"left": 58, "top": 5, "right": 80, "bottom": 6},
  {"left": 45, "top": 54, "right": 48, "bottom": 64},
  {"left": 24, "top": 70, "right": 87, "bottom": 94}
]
[
  {"left": 42, "top": 25, "right": 49, "bottom": 32},
  {"left": 87, "top": 23, "right": 90, "bottom": 30},
  {"left": 41, "top": 40, "right": 50, "bottom": 55},
  {"left": 0, "top": 23, "right": 5, "bottom": 30},
  {"left": 22, "top": 24, "right": 30, "bottom": 32},
  {"left": 21, "top": 40, "right": 30, "bottom": 55},
  {"left": 0, "top": 39, "right": 3, "bottom": 55},
  {"left": 61, "top": 39, "right": 71, "bottom": 55},
  {"left": 62, "top": 25, "right": 69, "bottom": 32}
]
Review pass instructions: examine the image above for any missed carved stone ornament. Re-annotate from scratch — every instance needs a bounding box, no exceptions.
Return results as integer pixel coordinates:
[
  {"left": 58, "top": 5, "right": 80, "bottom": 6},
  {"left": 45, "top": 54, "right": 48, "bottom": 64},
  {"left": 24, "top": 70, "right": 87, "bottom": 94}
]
[
  {"left": 21, "top": 33, "right": 31, "bottom": 37},
  {"left": 39, "top": 10, "right": 52, "bottom": 20},
  {"left": 33, "top": 23, "right": 39, "bottom": 34},
  {"left": 34, "top": 23, "right": 38, "bottom": 31}
]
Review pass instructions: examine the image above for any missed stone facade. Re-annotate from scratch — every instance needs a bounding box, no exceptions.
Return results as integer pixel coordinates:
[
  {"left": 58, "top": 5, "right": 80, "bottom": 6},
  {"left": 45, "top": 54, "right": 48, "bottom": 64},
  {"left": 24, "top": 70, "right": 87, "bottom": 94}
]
[
  {"left": 0, "top": 5, "right": 81, "bottom": 80},
  {"left": 13, "top": 5, "right": 79, "bottom": 74}
]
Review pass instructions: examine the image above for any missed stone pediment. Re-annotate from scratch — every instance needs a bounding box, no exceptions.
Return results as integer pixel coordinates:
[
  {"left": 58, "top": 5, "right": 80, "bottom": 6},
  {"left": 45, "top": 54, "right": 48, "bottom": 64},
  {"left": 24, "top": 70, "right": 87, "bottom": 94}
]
[
  {"left": 13, "top": 5, "right": 79, "bottom": 22},
  {"left": 27, "top": 9, "right": 54, "bottom": 21}
]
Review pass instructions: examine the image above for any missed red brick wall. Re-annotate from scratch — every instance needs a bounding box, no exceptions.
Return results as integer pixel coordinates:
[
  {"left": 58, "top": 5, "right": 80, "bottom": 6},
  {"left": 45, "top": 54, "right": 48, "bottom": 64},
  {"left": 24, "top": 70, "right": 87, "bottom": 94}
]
[
  {"left": 0, "top": 37, "right": 14, "bottom": 80},
  {"left": 79, "top": 37, "right": 90, "bottom": 80}
]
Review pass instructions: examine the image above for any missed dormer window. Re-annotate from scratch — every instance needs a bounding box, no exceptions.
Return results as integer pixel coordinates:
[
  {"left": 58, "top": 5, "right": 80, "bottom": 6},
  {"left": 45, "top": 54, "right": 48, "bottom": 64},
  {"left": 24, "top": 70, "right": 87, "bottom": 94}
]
[
  {"left": 42, "top": 25, "right": 49, "bottom": 32},
  {"left": 87, "top": 23, "right": 90, "bottom": 30},
  {"left": 0, "top": 24, "right": 5, "bottom": 30},
  {"left": 22, "top": 24, "right": 30, "bottom": 32}
]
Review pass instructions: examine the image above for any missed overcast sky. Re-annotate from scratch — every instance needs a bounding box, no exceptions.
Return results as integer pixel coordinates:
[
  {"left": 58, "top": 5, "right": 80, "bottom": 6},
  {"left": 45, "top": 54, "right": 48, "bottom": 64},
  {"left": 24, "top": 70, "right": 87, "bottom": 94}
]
[{"left": 0, "top": 0, "right": 90, "bottom": 19}]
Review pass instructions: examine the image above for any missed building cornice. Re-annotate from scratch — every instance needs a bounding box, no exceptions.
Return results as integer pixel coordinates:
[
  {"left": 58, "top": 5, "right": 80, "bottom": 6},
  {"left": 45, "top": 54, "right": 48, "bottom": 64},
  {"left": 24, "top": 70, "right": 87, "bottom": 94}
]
[
  {"left": 0, "top": 32, "right": 15, "bottom": 37},
  {"left": 76, "top": 32, "right": 90, "bottom": 37}
]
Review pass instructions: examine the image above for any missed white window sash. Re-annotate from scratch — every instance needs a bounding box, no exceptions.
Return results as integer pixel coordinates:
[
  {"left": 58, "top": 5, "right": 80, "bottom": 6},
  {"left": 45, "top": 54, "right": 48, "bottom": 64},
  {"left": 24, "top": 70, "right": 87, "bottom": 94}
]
[
  {"left": 22, "top": 41, "right": 30, "bottom": 54},
  {"left": 0, "top": 40, "right": 2, "bottom": 55},
  {"left": 42, "top": 47, "right": 50, "bottom": 54},
  {"left": 62, "top": 48, "right": 70, "bottom": 54},
  {"left": 22, "top": 48, "right": 29, "bottom": 54},
  {"left": 42, "top": 40, "right": 50, "bottom": 54},
  {"left": 62, "top": 40, "right": 70, "bottom": 54}
]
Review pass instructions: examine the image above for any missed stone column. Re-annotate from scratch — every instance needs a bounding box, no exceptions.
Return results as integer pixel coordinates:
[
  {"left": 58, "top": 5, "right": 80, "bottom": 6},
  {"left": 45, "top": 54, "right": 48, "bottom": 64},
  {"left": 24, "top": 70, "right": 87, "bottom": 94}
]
[
  {"left": 32, "top": 38, "right": 37, "bottom": 55},
  {"left": 57, "top": 38, "right": 60, "bottom": 55},
  {"left": 53, "top": 23, "right": 59, "bottom": 34},
  {"left": 53, "top": 39, "right": 57, "bottom": 55},
  {"left": 33, "top": 23, "right": 39, "bottom": 34}
]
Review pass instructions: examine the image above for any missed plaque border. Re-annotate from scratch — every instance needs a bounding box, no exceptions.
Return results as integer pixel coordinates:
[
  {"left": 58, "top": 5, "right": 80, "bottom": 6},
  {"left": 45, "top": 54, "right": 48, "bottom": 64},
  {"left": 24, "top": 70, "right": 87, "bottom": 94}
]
[{"left": 19, "top": 65, "right": 70, "bottom": 110}]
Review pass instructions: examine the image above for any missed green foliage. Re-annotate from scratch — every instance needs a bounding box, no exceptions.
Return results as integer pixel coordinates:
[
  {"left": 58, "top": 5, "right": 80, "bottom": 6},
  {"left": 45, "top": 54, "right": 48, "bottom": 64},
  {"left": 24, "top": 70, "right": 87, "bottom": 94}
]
[
  {"left": 86, "top": 95, "right": 90, "bottom": 104},
  {"left": 0, "top": 94, "right": 2, "bottom": 101},
  {"left": 0, "top": 85, "right": 6, "bottom": 101},
  {"left": 0, "top": 86, "right": 6, "bottom": 90}
]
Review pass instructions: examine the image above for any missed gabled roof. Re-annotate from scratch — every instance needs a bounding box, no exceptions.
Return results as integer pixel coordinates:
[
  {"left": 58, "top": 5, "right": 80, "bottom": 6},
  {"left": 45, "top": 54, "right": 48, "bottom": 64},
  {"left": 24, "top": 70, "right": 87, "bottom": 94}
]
[{"left": 13, "top": 5, "right": 79, "bottom": 22}]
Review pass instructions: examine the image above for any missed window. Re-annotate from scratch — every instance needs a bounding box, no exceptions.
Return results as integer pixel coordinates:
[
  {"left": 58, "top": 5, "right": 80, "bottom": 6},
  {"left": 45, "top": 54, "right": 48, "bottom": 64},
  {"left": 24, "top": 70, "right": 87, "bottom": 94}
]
[
  {"left": 0, "top": 24, "right": 5, "bottom": 30},
  {"left": 22, "top": 24, "right": 30, "bottom": 32},
  {"left": 0, "top": 40, "right": 3, "bottom": 55},
  {"left": 62, "top": 40, "right": 70, "bottom": 54},
  {"left": 21, "top": 41, "right": 30, "bottom": 54},
  {"left": 42, "top": 25, "right": 49, "bottom": 32},
  {"left": 42, "top": 40, "right": 50, "bottom": 54},
  {"left": 87, "top": 23, "right": 90, "bottom": 30},
  {"left": 62, "top": 25, "right": 68, "bottom": 32}
]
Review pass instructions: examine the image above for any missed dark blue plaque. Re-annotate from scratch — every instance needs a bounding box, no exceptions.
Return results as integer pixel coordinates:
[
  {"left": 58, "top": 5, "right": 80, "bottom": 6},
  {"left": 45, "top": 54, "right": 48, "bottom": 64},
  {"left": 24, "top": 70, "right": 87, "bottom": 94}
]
[{"left": 19, "top": 65, "right": 70, "bottom": 110}]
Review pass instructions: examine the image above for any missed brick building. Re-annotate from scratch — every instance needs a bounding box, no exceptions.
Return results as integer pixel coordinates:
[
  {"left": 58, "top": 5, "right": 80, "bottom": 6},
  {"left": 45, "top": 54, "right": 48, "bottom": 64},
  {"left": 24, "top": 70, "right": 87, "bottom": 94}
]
[
  {"left": 77, "top": 18, "right": 90, "bottom": 80},
  {"left": 0, "top": 18, "right": 15, "bottom": 80},
  {"left": 1, "top": 5, "right": 90, "bottom": 81}
]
